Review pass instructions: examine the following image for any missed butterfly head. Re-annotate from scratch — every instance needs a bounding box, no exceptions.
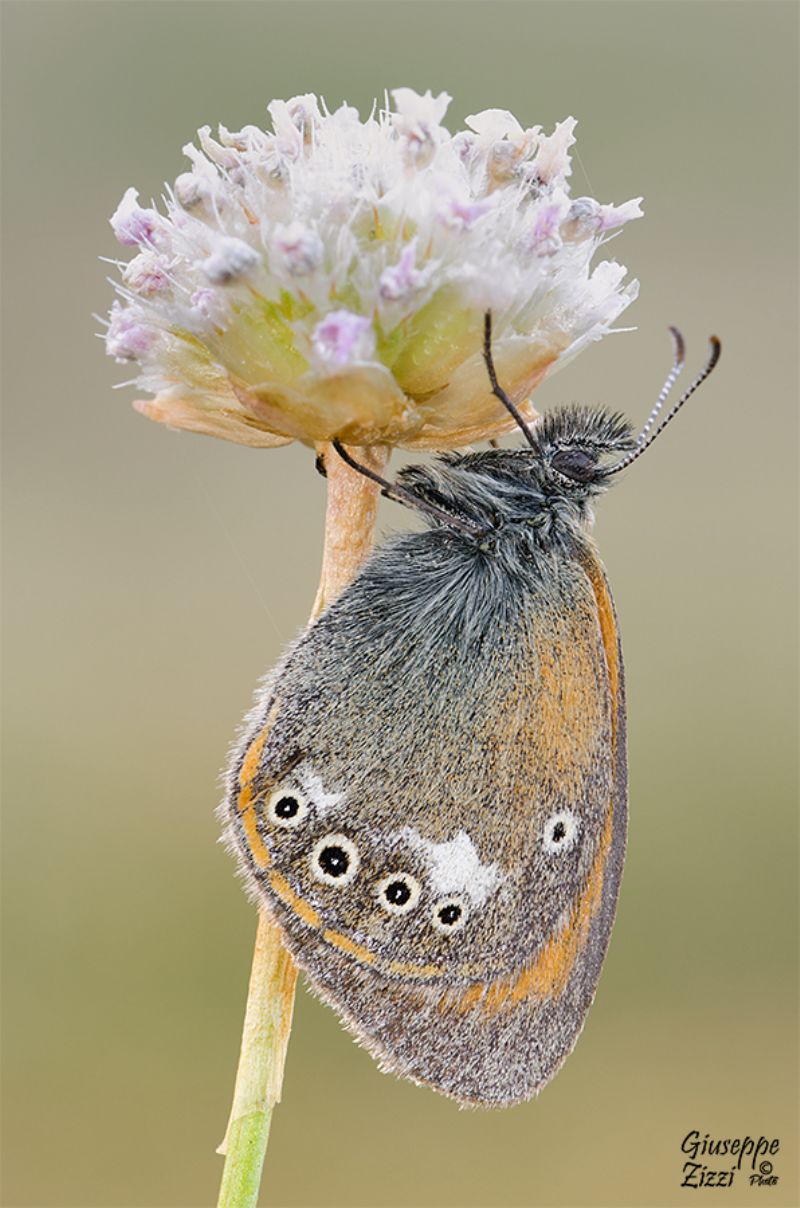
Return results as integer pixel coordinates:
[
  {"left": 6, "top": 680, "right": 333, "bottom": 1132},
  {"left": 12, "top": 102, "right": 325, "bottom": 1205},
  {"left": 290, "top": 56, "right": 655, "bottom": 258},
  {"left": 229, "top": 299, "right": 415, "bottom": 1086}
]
[
  {"left": 396, "top": 408, "right": 634, "bottom": 536},
  {"left": 528, "top": 405, "right": 636, "bottom": 495}
]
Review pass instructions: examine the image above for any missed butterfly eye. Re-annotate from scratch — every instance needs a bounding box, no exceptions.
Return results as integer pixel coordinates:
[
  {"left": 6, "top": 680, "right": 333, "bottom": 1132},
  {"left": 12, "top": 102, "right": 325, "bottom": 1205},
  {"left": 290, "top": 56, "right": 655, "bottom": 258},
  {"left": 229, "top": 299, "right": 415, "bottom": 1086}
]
[
  {"left": 543, "top": 810, "right": 580, "bottom": 854},
  {"left": 266, "top": 788, "right": 310, "bottom": 829},
  {"left": 551, "top": 448, "right": 597, "bottom": 482},
  {"left": 431, "top": 896, "right": 468, "bottom": 934},
  {"left": 377, "top": 873, "right": 421, "bottom": 915},
  {"left": 310, "top": 833, "right": 360, "bottom": 886}
]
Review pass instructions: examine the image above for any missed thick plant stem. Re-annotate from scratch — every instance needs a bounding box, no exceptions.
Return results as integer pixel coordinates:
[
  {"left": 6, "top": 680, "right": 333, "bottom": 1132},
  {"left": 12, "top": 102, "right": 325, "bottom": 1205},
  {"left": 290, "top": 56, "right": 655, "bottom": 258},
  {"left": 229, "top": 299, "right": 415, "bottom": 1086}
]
[{"left": 217, "top": 443, "right": 389, "bottom": 1208}]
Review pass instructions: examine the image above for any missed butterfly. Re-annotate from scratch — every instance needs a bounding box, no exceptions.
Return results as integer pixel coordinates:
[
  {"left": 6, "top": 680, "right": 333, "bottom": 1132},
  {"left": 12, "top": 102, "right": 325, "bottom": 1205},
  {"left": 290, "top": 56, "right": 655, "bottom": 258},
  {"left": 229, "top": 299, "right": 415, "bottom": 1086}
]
[{"left": 224, "top": 315, "right": 720, "bottom": 1106}]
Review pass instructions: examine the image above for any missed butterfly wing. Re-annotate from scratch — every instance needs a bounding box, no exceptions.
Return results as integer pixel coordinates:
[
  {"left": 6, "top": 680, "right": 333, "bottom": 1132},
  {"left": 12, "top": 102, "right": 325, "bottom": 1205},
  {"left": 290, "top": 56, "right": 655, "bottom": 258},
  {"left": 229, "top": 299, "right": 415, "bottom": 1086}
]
[{"left": 225, "top": 533, "right": 626, "bottom": 1106}]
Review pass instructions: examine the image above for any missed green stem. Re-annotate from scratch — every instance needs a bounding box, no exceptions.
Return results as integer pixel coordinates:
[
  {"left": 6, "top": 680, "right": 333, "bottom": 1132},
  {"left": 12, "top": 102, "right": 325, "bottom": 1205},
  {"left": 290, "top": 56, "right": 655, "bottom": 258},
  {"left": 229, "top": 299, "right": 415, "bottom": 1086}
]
[
  {"left": 217, "top": 912, "right": 296, "bottom": 1208},
  {"left": 216, "top": 443, "right": 388, "bottom": 1208}
]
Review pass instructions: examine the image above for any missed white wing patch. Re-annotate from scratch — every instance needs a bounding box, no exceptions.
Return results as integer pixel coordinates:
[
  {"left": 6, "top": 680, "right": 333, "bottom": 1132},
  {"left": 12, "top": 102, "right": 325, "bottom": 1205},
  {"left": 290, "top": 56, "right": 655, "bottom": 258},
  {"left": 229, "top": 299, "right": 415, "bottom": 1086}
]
[
  {"left": 297, "top": 763, "right": 345, "bottom": 817},
  {"left": 398, "top": 827, "right": 503, "bottom": 906}
]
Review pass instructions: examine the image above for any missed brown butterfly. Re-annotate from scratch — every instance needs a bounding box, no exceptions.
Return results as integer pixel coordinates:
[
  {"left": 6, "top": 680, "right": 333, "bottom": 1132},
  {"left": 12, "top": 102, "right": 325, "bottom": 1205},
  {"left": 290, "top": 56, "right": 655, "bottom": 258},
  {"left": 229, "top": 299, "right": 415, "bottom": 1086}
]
[{"left": 224, "top": 316, "right": 720, "bottom": 1105}]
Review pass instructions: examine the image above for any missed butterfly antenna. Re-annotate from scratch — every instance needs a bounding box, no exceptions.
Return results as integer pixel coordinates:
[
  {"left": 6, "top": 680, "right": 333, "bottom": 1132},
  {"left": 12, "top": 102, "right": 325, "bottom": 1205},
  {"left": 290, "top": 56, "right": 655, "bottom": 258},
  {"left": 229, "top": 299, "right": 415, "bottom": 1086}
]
[
  {"left": 636, "top": 326, "right": 686, "bottom": 445},
  {"left": 605, "top": 333, "right": 721, "bottom": 475},
  {"left": 483, "top": 311, "right": 537, "bottom": 449}
]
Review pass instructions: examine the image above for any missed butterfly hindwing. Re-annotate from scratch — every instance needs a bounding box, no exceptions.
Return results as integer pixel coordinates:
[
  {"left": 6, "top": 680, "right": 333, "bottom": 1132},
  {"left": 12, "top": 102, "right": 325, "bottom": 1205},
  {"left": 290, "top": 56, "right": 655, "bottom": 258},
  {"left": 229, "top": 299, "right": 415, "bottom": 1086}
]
[{"left": 226, "top": 533, "right": 626, "bottom": 1105}]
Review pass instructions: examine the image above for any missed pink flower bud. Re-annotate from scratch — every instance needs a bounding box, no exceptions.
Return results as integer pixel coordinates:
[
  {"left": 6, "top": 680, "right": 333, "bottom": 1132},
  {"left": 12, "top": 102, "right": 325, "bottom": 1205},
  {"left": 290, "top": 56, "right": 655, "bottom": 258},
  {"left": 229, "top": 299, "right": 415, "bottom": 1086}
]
[
  {"left": 110, "top": 187, "right": 159, "bottom": 247},
  {"left": 105, "top": 303, "right": 156, "bottom": 361},
  {"left": 313, "top": 310, "right": 375, "bottom": 366},
  {"left": 202, "top": 237, "right": 261, "bottom": 285}
]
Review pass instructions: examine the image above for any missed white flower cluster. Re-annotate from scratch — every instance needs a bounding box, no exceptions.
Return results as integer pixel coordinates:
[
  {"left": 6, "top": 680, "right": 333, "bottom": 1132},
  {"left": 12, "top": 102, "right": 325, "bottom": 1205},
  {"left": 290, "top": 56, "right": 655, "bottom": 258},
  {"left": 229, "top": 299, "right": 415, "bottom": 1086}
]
[{"left": 103, "top": 89, "right": 642, "bottom": 449}]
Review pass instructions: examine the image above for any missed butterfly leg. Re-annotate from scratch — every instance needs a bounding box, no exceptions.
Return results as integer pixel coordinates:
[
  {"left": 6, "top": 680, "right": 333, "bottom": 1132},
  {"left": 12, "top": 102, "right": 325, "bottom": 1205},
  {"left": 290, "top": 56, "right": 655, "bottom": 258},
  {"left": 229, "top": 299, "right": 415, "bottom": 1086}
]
[{"left": 331, "top": 441, "right": 485, "bottom": 537}]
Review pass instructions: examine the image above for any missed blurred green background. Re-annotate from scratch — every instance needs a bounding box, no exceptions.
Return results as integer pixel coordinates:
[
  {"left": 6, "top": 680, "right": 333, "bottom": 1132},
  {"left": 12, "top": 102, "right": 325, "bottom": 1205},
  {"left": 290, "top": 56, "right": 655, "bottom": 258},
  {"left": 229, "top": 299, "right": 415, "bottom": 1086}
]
[{"left": 2, "top": 2, "right": 797, "bottom": 1206}]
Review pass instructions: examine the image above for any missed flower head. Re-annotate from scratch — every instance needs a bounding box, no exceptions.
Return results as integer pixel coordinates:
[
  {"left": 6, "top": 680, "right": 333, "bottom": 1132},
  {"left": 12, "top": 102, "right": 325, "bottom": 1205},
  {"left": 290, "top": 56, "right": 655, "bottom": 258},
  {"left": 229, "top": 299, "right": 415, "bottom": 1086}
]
[{"left": 103, "top": 90, "right": 642, "bottom": 450}]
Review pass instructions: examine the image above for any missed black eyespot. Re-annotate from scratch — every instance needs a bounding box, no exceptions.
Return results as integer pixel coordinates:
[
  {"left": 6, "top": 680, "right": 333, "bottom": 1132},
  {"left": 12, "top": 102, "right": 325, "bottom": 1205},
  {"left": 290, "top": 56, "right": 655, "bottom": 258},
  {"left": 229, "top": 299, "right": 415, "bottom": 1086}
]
[
  {"left": 320, "top": 845, "right": 348, "bottom": 876},
  {"left": 275, "top": 795, "right": 299, "bottom": 819},
  {"left": 377, "top": 872, "right": 421, "bottom": 915},
  {"left": 431, "top": 895, "right": 468, "bottom": 934},
  {"left": 543, "top": 810, "right": 579, "bottom": 853},
  {"left": 266, "top": 787, "right": 310, "bottom": 829},
  {"left": 551, "top": 447, "right": 597, "bottom": 482},
  {"left": 311, "top": 833, "right": 359, "bottom": 885}
]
